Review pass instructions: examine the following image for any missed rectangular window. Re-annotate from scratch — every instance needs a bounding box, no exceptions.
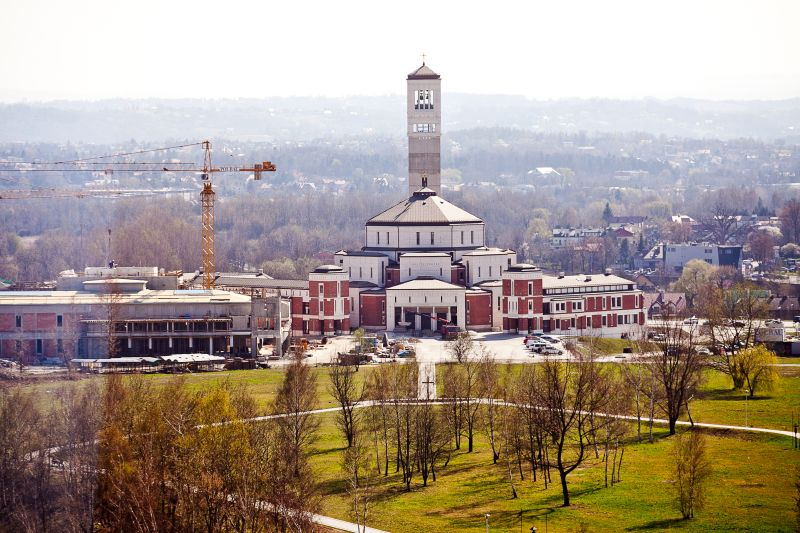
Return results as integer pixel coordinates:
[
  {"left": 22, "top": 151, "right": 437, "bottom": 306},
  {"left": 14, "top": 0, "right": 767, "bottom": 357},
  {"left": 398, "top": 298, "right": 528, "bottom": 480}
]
[
  {"left": 15, "top": 315, "right": 21, "bottom": 328},
  {"left": 461, "top": 231, "right": 464, "bottom": 244},
  {"left": 528, "top": 300, "right": 533, "bottom": 311},
  {"left": 359, "top": 267, "right": 363, "bottom": 278},
  {"left": 319, "top": 301, "right": 324, "bottom": 313},
  {"left": 408, "top": 268, "right": 412, "bottom": 276},
  {"left": 318, "top": 283, "right": 324, "bottom": 297},
  {"left": 57, "top": 315, "right": 63, "bottom": 327},
  {"left": 36, "top": 339, "right": 43, "bottom": 354},
  {"left": 430, "top": 232, "right": 435, "bottom": 245},
  {"left": 57, "top": 339, "right": 63, "bottom": 353},
  {"left": 377, "top": 232, "right": 380, "bottom": 245},
  {"left": 528, "top": 282, "right": 533, "bottom": 296},
  {"left": 386, "top": 231, "right": 389, "bottom": 244},
  {"left": 370, "top": 267, "right": 373, "bottom": 279},
  {"left": 602, "top": 315, "right": 607, "bottom": 326},
  {"left": 497, "top": 296, "right": 501, "bottom": 311},
  {"left": 478, "top": 267, "right": 481, "bottom": 277},
  {"left": 471, "top": 231, "right": 475, "bottom": 244},
  {"left": 489, "top": 266, "right": 492, "bottom": 277},
  {"left": 416, "top": 232, "right": 420, "bottom": 245}
]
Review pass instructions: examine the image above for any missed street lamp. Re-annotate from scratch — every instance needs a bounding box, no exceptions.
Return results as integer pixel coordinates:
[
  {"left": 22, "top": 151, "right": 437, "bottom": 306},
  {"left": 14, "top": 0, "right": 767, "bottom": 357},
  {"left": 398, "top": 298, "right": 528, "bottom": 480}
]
[
  {"left": 485, "top": 513, "right": 490, "bottom": 533},
  {"left": 745, "top": 389, "right": 750, "bottom": 427}
]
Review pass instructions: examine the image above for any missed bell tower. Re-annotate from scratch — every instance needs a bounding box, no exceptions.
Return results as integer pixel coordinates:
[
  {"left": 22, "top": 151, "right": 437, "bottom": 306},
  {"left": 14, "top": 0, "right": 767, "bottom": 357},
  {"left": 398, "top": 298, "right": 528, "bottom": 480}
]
[{"left": 407, "top": 60, "right": 441, "bottom": 195}]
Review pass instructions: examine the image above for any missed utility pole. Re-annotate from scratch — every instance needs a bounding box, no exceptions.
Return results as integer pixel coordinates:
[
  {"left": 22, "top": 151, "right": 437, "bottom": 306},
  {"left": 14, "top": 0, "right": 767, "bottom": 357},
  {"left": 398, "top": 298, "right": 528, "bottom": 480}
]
[
  {"left": 275, "top": 295, "right": 283, "bottom": 358},
  {"left": 745, "top": 389, "right": 749, "bottom": 427}
]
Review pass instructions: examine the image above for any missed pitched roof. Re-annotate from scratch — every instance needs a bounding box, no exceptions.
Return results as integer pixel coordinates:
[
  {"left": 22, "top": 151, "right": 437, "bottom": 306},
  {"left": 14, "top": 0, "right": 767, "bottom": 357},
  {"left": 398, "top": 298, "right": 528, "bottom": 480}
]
[
  {"left": 367, "top": 189, "right": 483, "bottom": 226},
  {"left": 408, "top": 63, "right": 440, "bottom": 80}
]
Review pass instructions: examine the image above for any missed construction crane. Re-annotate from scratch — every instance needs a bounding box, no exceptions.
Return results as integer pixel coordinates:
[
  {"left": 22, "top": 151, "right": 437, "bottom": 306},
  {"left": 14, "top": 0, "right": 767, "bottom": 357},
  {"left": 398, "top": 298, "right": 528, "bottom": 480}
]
[{"left": 0, "top": 140, "right": 277, "bottom": 289}]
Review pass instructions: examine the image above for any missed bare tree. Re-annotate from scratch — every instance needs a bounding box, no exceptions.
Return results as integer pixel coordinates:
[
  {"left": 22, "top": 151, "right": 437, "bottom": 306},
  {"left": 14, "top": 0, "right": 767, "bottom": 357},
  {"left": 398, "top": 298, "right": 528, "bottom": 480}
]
[
  {"left": 387, "top": 363, "right": 418, "bottom": 491},
  {"left": 536, "top": 353, "right": 610, "bottom": 506},
  {"left": 414, "top": 394, "right": 450, "bottom": 487},
  {"left": 697, "top": 190, "right": 740, "bottom": 243},
  {"left": 447, "top": 331, "right": 473, "bottom": 364},
  {"left": 441, "top": 362, "right": 465, "bottom": 450},
  {"left": 512, "top": 363, "right": 551, "bottom": 487},
  {"left": 329, "top": 359, "right": 364, "bottom": 447},
  {"left": 673, "top": 430, "right": 712, "bottom": 519},
  {"left": 342, "top": 429, "right": 375, "bottom": 533},
  {"left": 780, "top": 198, "right": 800, "bottom": 244},
  {"left": 650, "top": 313, "right": 705, "bottom": 435},
  {"left": 273, "top": 353, "right": 320, "bottom": 477},
  {"left": 365, "top": 365, "right": 392, "bottom": 476},
  {"left": 479, "top": 347, "right": 500, "bottom": 463}
]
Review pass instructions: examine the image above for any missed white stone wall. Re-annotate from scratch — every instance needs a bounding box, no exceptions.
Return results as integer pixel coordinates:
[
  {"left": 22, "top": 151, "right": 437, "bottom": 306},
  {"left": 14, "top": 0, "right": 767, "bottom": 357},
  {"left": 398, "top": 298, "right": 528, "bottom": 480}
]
[
  {"left": 337, "top": 254, "right": 386, "bottom": 286},
  {"left": 399, "top": 254, "right": 451, "bottom": 283},
  {"left": 464, "top": 251, "right": 516, "bottom": 285}
]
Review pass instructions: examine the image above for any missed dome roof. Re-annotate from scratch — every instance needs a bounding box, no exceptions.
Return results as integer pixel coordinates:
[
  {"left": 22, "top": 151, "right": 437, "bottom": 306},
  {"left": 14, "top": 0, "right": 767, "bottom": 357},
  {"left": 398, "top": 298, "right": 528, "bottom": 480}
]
[
  {"left": 367, "top": 188, "right": 483, "bottom": 226},
  {"left": 312, "top": 264, "right": 345, "bottom": 274}
]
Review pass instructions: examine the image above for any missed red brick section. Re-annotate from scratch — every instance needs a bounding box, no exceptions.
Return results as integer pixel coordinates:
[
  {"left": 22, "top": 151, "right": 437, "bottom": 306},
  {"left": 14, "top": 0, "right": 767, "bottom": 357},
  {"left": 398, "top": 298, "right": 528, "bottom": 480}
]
[
  {"left": 466, "top": 292, "right": 492, "bottom": 327},
  {"left": 451, "top": 265, "right": 465, "bottom": 286},
  {"left": 359, "top": 294, "right": 386, "bottom": 327},
  {"left": 291, "top": 297, "right": 303, "bottom": 315},
  {"left": 385, "top": 267, "right": 400, "bottom": 288},
  {"left": 0, "top": 314, "right": 15, "bottom": 332},
  {"left": 36, "top": 313, "right": 56, "bottom": 331},
  {"left": 22, "top": 314, "right": 36, "bottom": 330},
  {"left": 623, "top": 294, "right": 635, "bottom": 308}
]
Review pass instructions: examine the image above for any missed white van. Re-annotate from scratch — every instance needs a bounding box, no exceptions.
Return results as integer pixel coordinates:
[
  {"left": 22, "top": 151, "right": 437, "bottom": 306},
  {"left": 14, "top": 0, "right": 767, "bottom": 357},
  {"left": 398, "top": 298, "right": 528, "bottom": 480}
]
[{"left": 526, "top": 340, "right": 548, "bottom": 352}]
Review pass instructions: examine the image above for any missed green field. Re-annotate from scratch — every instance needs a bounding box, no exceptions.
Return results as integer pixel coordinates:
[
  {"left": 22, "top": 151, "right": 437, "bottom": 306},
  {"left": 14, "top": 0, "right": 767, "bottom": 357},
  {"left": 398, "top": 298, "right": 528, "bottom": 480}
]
[
  {"left": 310, "top": 415, "right": 798, "bottom": 532},
  {"left": 692, "top": 365, "right": 800, "bottom": 431},
  {"left": 5, "top": 364, "right": 799, "bottom": 531}
]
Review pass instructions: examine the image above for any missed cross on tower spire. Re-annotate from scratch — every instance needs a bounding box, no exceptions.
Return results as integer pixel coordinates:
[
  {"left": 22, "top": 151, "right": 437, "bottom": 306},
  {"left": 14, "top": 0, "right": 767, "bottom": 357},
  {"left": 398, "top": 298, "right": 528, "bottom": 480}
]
[{"left": 422, "top": 52, "right": 426, "bottom": 65}]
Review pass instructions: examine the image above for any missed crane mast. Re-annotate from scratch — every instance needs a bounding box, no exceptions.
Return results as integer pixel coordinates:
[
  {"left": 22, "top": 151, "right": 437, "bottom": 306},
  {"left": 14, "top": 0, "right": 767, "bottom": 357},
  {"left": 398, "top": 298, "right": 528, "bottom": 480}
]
[{"left": 201, "top": 141, "right": 215, "bottom": 289}]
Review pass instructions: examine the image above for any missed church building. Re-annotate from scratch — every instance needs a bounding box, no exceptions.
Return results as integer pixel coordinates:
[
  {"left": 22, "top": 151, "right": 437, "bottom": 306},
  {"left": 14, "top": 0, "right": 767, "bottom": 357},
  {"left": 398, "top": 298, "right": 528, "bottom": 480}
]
[{"left": 289, "top": 62, "right": 645, "bottom": 339}]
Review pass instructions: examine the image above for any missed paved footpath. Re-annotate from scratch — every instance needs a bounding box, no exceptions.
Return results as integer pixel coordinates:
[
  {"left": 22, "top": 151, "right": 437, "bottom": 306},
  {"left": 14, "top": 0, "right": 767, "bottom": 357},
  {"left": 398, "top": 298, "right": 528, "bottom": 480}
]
[{"left": 312, "top": 513, "right": 389, "bottom": 533}]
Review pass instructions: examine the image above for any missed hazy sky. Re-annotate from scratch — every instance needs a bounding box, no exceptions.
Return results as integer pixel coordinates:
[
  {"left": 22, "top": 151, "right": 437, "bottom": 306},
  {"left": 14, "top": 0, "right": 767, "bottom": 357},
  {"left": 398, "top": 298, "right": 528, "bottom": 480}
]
[{"left": 2, "top": 0, "right": 798, "bottom": 102}]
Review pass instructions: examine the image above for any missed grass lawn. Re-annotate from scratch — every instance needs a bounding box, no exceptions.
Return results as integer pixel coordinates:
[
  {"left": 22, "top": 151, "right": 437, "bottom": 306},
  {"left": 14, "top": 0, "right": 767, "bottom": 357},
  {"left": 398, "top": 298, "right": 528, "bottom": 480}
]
[
  {"left": 310, "top": 412, "right": 800, "bottom": 532},
  {"left": 6, "top": 366, "right": 379, "bottom": 412},
  {"left": 6, "top": 366, "right": 799, "bottom": 531},
  {"left": 576, "top": 337, "right": 658, "bottom": 355},
  {"left": 692, "top": 366, "right": 800, "bottom": 432}
]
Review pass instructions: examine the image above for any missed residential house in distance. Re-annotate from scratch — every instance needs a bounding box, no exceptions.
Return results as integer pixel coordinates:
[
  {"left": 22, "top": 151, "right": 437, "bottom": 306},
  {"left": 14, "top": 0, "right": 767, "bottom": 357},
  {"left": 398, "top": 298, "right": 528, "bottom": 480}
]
[{"left": 644, "top": 242, "right": 743, "bottom": 277}]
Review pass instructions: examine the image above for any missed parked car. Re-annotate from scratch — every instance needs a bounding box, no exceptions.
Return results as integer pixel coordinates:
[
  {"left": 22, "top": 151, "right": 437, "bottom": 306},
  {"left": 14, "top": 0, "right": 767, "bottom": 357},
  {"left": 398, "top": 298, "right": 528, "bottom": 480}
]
[
  {"left": 541, "top": 346, "right": 564, "bottom": 356},
  {"left": 526, "top": 340, "right": 548, "bottom": 352}
]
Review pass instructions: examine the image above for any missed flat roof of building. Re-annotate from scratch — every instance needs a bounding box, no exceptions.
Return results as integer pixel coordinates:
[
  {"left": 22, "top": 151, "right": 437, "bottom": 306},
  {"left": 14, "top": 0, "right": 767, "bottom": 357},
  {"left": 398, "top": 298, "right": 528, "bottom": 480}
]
[
  {"left": 462, "top": 247, "right": 514, "bottom": 256},
  {"left": 214, "top": 277, "right": 308, "bottom": 290},
  {"left": 335, "top": 250, "right": 388, "bottom": 257},
  {"left": 0, "top": 289, "right": 251, "bottom": 306},
  {"left": 542, "top": 273, "right": 635, "bottom": 289},
  {"left": 400, "top": 252, "right": 451, "bottom": 258}
]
